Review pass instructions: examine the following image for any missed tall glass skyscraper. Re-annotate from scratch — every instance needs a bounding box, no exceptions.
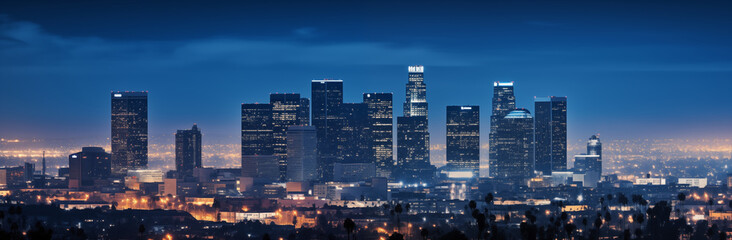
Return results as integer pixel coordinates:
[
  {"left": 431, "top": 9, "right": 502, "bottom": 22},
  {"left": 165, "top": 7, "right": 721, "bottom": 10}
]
[
  {"left": 364, "top": 93, "right": 394, "bottom": 177},
  {"left": 298, "top": 97, "right": 310, "bottom": 126},
  {"left": 175, "top": 124, "right": 202, "bottom": 179},
  {"left": 492, "top": 109, "right": 534, "bottom": 180},
  {"left": 286, "top": 126, "right": 317, "bottom": 182},
  {"left": 241, "top": 103, "right": 274, "bottom": 180},
  {"left": 404, "top": 65, "right": 428, "bottom": 118},
  {"left": 534, "top": 96, "right": 567, "bottom": 174},
  {"left": 270, "top": 93, "right": 302, "bottom": 180},
  {"left": 311, "top": 80, "right": 343, "bottom": 181},
  {"left": 396, "top": 66, "right": 432, "bottom": 182},
  {"left": 574, "top": 135, "right": 602, "bottom": 187},
  {"left": 340, "top": 103, "right": 369, "bottom": 163},
  {"left": 111, "top": 91, "right": 148, "bottom": 175},
  {"left": 446, "top": 106, "right": 480, "bottom": 178},
  {"left": 488, "top": 82, "right": 516, "bottom": 176}
]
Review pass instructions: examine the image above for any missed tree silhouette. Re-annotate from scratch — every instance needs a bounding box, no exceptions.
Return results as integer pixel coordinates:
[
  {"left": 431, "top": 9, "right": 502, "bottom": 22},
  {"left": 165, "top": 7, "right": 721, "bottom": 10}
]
[
  {"left": 677, "top": 192, "right": 686, "bottom": 201},
  {"left": 138, "top": 224, "right": 146, "bottom": 239},
  {"left": 343, "top": 218, "right": 355, "bottom": 240},
  {"left": 394, "top": 203, "right": 403, "bottom": 232},
  {"left": 388, "top": 232, "right": 405, "bottom": 240},
  {"left": 420, "top": 228, "right": 429, "bottom": 240}
]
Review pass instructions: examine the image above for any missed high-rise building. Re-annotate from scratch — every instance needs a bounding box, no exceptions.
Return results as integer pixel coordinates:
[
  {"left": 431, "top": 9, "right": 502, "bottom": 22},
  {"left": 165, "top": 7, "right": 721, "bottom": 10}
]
[
  {"left": 492, "top": 109, "right": 534, "bottom": 180},
  {"left": 446, "top": 106, "right": 480, "bottom": 178},
  {"left": 574, "top": 135, "right": 602, "bottom": 187},
  {"left": 111, "top": 91, "right": 148, "bottom": 175},
  {"left": 68, "top": 147, "right": 111, "bottom": 189},
  {"left": 286, "top": 126, "right": 317, "bottom": 182},
  {"left": 175, "top": 124, "right": 202, "bottom": 179},
  {"left": 534, "top": 96, "right": 568, "bottom": 174},
  {"left": 488, "top": 82, "right": 516, "bottom": 177},
  {"left": 271, "top": 93, "right": 302, "bottom": 180},
  {"left": 404, "top": 65, "right": 428, "bottom": 118},
  {"left": 363, "top": 93, "right": 394, "bottom": 177},
  {"left": 340, "top": 103, "right": 369, "bottom": 163},
  {"left": 396, "top": 66, "right": 432, "bottom": 182},
  {"left": 241, "top": 103, "right": 274, "bottom": 181},
  {"left": 311, "top": 80, "right": 343, "bottom": 181},
  {"left": 298, "top": 98, "right": 310, "bottom": 126}
]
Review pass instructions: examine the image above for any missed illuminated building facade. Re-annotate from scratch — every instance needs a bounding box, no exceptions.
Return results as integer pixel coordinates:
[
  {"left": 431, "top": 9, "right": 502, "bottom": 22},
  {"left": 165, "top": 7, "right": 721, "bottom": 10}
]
[
  {"left": 175, "top": 124, "right": 202, "bottom": 179},
  {"left": 270, "top": 93, "right": 304, "bottom": 180},
  {"left": 311, "top": 80, "right": 343, "bottom": 181},
  {"left": 534, "top": 96, "right": 567, "bottom": 174},
  {"left": 241, "top": 103, "right": 274, "bottom": 181},
  {"left": 286, "top": 126, "right": 318, "bottom": 182},
  {"left": 396, "top": 66, "right": 432, "bottom": 182},
  {"left": 446, "top": 106, "right": 480, "bottom": 178},
  {"left": 492, "top": 109, "right": 534, "bottom": 180},
  {"left": 488, "top": 82, "right": 516, "bottom": 176},
  {"left": 111, "top": 91, "right": 148, "bottom": 175},
  {"left": 68, "top": 147, "right": 111, "bottom": 189},
  {"left": 363, "top": 93, "right": 394, "bottom": 177}
]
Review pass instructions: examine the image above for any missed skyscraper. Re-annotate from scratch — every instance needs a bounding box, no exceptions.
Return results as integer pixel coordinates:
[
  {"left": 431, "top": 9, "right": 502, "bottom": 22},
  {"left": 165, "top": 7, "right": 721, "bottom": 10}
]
[
  {"left": 270, "top": 93, "right": 302, "bottom": 180},
  {"left": 111, "top": 91, "right": 148, "bottom": 175},
  {"left": 298, "top": 97, "right": 310, "bottom": 126},
  {"left": 492, "top": 109, "right": 534, "bottom": 180},
  {"left": 404, "top": 65, "right": 428, "bottom": 118},
  {"left": 241, "top": 103, "right": 274, "bottom": 180},
  {"left": 534, "top": 96, "right": 568, "bottom": 174},
  {"left": 175, "top": 124, "right": 202, "bottom": 179},
  {"left": 396, "top": 66, "right": 432, "bottom": 182},
  {"left": 340, "top": 102, "right": 369, "bottom": 163},
  {"left": 286, "top": 126, "right": 317, "bottom": 182},
  {"left": 69, "top": 147, "right": 111, "bottom": 189},
  {"left": 311, "top": 80, "right": 343, "bottom": 181},
  {"left": 488, "top": 82, "right": 516, "bottom": 176},
  {"left": 364, "top": 93, "right": 394, "bottom": 177},
  {"left": 574, "top": 135, "right": 602, "bottom": 187},
  {"left": 446, "top": 106, "right": 480, "bottom": 178}
]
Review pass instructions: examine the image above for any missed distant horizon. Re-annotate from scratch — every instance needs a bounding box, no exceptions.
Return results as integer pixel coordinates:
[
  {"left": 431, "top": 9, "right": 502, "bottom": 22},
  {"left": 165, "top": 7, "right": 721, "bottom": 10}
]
[{"left": 2, "top": 1, "right": 732, "bottom": 144}]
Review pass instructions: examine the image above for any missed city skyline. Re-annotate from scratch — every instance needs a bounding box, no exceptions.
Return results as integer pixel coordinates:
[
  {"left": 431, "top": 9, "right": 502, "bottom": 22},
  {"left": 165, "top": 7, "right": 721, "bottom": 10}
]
[{"left": 2, "top": 1, "right": 732, "bottom": 144}]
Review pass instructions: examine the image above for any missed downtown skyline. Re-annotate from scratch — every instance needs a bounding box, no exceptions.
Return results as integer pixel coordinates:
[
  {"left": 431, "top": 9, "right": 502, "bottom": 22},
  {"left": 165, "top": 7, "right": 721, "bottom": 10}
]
[{"left": 1, "top": 1, "right": 732, "bottom": 144}]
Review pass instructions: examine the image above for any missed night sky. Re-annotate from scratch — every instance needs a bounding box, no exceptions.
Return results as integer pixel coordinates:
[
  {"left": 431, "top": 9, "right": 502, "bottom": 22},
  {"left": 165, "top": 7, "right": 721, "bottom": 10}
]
[{"left": 1, "top": 0, "right": 731, "bottom": 146}]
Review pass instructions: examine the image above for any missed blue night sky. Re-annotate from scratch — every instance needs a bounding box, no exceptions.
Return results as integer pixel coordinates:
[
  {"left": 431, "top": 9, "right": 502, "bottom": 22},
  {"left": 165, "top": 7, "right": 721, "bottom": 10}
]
[{"left": 1, "top": 0, "right": 731, "bottom": 146}]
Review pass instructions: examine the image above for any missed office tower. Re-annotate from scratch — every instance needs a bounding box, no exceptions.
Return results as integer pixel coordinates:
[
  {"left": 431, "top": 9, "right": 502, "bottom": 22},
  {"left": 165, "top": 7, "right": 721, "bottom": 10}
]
[
  {"left": 363, "top": 93, "right": 394, "bottom": 177},
  {"left": 534, "top": 96, "right": 568, "bottom": 174},
  {"left": 24, "top": 163, "right": 34, "bottom": 182},
  {"left": 446, "top": 106, "right": 480, "bottom": 178},
  {"left": 488, "top": 82, "right": 516, "bottom": 177},
  {"left": 492, "top": 109, "right": 534, "bottom": 180},
  {"left": 241, "top": 103, "right": 274, "bottom": 181},
  {"left": 311, "top": 80, "right": 343, "bottom": 181},
  {"left": 68, "top": 147, "right": 111, "bottom": 189},
  {"left": 587, "top": 134, "right": 601, "bottom": 157},
  {"left": 298, "top": 98, "right": 310, "bottom": 126},
  {"left": 286, "top": 126, "right": 317, "bottom": 181},
  {"left": 396, "top": 66, "right": 432, "bottom": 182},
  {"left": 0, "top": 166, "right": 25, "bottom": 189},
  {"left": 574, "top": 135, "right": 602, "bottom": 187},
  {"left": 340, "top": 102, "right": 369, "bottom": 163},
  {"left": 404, "top": 65, "right": 428, "bottom": 118},
  {"left": 271, "top": 93, "right": 302, "bottom": 180},
  {"left": 396, "top": 116, "right": 431, "bottom": 177},
  {"left": 111, "top": 91, "right": 148, "bottom": 175},
  {"left": 175, "top": 124, "right": 202, "bottom": 179}
]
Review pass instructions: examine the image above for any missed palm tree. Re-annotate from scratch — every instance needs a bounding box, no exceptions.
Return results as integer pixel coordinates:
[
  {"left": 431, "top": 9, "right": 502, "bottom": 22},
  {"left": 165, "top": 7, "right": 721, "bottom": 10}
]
[
  {"left": 395, "top": 203, "right": 403, "bottom": 232},
  {"left": 138, "top": 224, "right": 145, "bottom": 240},
  {"left": 420, "top": 228, "right": 429, "bottom": 240},
  {"left": 343, "top": 218, "right": 355, "bottom": 240}
]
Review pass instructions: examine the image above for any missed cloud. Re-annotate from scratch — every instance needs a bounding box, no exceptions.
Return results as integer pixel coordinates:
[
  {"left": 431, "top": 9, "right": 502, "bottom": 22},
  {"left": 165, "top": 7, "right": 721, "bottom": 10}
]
[{"left": 0, "top": 17, "right": 473, "bottom": 75}]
